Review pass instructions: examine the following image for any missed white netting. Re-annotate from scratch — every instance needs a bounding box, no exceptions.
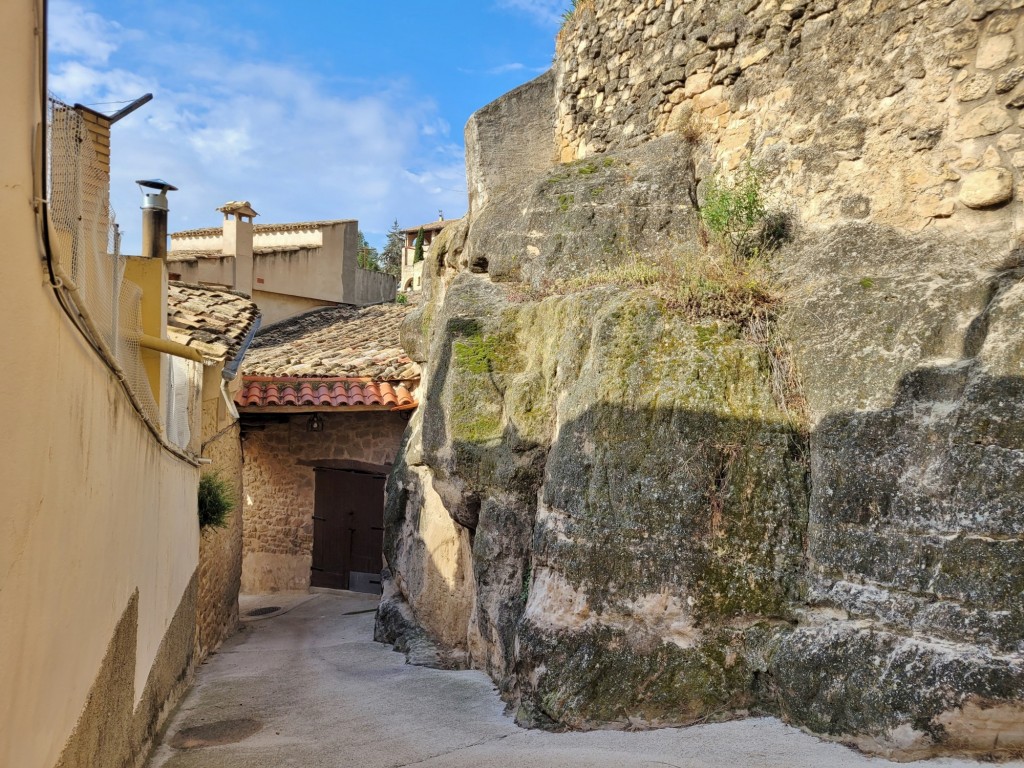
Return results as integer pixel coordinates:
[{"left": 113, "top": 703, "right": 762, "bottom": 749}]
[
  {"left": 166, "top": 356, "right": 203, "bottom": 451},
  {"left": 47, "top": 96, "right": 200, "bottom": 449}
]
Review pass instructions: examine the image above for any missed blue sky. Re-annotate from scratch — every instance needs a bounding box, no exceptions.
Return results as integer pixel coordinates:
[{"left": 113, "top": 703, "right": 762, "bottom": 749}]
[{"left": 47, "top": 0, "right": 568, "bottom": 251}]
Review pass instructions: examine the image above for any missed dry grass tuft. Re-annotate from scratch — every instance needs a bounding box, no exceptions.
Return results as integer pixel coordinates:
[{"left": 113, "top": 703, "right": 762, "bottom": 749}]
[{"left": 550, "top": 245, "right": 781, "bottom": 326}]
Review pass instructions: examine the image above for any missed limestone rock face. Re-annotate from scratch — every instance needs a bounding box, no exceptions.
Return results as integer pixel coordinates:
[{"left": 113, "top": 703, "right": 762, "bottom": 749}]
[{"left": 378, "top": 0, "right": 1024, "bottom": 760}]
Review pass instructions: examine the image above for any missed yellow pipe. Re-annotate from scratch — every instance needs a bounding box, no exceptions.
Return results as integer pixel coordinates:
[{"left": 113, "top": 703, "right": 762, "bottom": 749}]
[{"left": 140, "top": 334, "right": 204, "bottom": 363}]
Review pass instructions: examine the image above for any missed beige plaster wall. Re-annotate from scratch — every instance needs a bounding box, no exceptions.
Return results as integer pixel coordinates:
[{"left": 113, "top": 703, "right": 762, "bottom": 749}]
[
  {"left": 195, "top": 369, "right": 244, "bottom": 661},
  {"left": 254, "top": 244, "right": 343, "bottom": 302},
  {"left": 0, "top": 6, "right": 200, "bottom": 766},
  {"left": 168, "top": 255, "right": 231, "bottom": 288},
  {"left": 401, "top": 259, "right": 424, "bottom": 292},
  {"left": 251, "top": 290, "right": 336, "bottom": 325},
  {"left": 241, "top": 412, "right": 408, "bottom": 593},
  {"left": 172, "top": 232, "right": 223, "bottom": 251}
]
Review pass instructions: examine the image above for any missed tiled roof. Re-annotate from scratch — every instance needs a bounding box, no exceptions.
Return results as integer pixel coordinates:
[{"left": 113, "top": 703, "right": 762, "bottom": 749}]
[
  {"left": 236, "top": 377, "right": 416, "bottom": 411},
  {"left": 167, "top": 249, "right": 221, "bottom": 263},
  {"left": 171, "top": 219, "right": 356, "bottom": 239},
  {"left": 167, "top": 282, "right": 260, "bottom": 361},
  {"left": 400, "top": 219, "right": 450, "bottom": 234},
  {"left": 242, "top": 303, "right": 419, "bottom": 380}
]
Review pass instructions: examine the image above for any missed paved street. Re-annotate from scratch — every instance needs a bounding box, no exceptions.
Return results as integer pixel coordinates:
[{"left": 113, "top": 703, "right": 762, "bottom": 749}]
[{"left": 148, "top": 593, "right": 1022, "bottom": 768}]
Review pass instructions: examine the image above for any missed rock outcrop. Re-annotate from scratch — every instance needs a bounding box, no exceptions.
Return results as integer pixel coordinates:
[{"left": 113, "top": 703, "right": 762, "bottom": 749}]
[{"left": 377, "top": 0, "right": 1024, "bottom": 759}]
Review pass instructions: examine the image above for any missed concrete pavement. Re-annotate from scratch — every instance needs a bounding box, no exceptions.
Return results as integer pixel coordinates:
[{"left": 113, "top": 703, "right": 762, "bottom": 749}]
[{"left": 147, "top": 593, "right": 1023, "bottom": 768}]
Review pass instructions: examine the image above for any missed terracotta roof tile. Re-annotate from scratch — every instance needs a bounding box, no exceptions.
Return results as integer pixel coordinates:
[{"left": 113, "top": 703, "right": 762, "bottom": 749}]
[
  {"left": 166, "top": 282, "right": 260, "bottom": 361},
  {"left": 235, "top": 377, "right": 417, "bottom": 411},
  {"left": 242, "top": 303, "right": 419, "bottom": 380}
]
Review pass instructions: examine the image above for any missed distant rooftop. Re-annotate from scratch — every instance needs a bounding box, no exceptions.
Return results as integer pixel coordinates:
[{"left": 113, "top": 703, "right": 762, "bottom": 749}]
[
  {"left": 171, "top": 218, "right": 357, "bottom": 239},
  {"left": 166, "top": 282, "right": 260, "bottom": 361},
  {"left": 400, "top": 219, "right": 450, "bottom": 234},
  {"left": 167, "top": 244, "right": 322, "bottom": 263},
  {"left": 242, "top": 302, "right": 419, "bottom": 380}
]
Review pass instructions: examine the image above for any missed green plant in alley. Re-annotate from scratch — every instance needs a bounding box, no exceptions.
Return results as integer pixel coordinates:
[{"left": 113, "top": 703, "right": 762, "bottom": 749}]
[{"left": 198, "top": 472, "right": 235, "bottom": 530}]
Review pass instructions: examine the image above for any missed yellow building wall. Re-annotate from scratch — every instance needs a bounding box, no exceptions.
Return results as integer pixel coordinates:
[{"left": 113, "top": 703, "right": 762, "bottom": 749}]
[{"left": 0, "top": 4, "right": 200, "bottom": 767}]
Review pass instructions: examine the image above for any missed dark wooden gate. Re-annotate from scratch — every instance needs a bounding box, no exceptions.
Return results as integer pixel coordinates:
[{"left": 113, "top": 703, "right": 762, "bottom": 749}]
[{"left": 311, "top": 467, "right": 386, "bottom": 593}]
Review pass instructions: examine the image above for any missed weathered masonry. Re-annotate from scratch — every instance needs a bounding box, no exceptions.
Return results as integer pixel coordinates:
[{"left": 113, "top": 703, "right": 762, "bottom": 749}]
[{"left": 379, "top": 0, "right": 1024, "bottom": 760}]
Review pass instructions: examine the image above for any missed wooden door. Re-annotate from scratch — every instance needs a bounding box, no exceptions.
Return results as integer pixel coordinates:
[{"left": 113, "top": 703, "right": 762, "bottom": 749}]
[{"left": 312, "top": 468, "right": 385, "bottom": 593}]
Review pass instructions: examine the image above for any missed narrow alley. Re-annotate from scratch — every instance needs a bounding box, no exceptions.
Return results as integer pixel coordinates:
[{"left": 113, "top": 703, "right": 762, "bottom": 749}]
[{"left": 148, "top": 594, "right": 1022, "bottom": 768}]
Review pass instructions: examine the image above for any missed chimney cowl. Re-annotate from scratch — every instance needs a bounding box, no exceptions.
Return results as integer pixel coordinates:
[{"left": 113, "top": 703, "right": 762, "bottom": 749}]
[{"left": 136, "top": 178, "right": 177, "bottom": 212}]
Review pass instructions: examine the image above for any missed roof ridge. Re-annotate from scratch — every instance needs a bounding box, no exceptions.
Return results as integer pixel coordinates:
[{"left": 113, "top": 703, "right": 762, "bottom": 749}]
[
  {"left": 169, "top": 280, "right": 254, "bottom": 301},
  {"left": 171, "top": 218, "right": 357, "bottom": 239}
]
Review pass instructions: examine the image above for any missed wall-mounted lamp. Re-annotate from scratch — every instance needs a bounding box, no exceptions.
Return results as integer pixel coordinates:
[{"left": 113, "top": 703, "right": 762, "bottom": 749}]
[{"left": 307, "top": 413, "right": 325, "bottom": 432}]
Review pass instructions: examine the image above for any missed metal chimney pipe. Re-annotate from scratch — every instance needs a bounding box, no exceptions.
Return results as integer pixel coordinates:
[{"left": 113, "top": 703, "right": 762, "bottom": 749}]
[{"left": 136, "top": 178, "right": 178, "bottom": 261}]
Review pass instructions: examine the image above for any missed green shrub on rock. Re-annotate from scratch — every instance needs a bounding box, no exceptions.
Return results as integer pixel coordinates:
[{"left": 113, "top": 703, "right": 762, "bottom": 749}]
[{"left": 700, "top": 163, "right": 769, "bottom": 259}]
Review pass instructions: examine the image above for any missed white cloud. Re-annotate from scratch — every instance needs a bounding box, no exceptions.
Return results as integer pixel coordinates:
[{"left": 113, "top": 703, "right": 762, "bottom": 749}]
[
  {"left": 421, "top": 117, "right": 451, "bottom": 137},
  {"left": 458, "top": 62, "right": 551, "bottom": 77},
  {"left": 487, "top": 62, "right": 527, "bottom": 74},
  {"left": 47, "top": 3, "right": 468, "bottom": 252},
  {"left": 495, "top": 0, "right": 569, "bottom": 26},
  {"left": 48, "top": 0, "right": 126, "bottom": 64}
]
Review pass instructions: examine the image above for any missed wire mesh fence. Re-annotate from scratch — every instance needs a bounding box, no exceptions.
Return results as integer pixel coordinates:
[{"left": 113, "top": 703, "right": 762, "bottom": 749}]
[{"left": 47, "top": 96, "right": 200, "bottom": 453}]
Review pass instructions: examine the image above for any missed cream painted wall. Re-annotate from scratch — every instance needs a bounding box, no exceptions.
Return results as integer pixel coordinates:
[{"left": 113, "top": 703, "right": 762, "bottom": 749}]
[
  {"left": 252, "top": 290, "right": 335, "bottom": 326},
  {"left": 0, "top": 4, "right": 199, "bottom": 766}
]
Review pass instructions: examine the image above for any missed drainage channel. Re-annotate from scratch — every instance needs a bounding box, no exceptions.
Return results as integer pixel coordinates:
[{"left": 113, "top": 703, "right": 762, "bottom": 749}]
[{"left": 245, "top": 606, "right": 281, "bottom": 617}]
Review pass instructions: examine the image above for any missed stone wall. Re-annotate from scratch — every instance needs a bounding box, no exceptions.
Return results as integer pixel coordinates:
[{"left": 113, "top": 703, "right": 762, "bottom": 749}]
[
  {"left": 556, "top": 0, "right": 1024, "bottom": 235},
  {"left": 194, "top": 374, "right": 244, "bottom": 662},
  {"left": 241, "top": 411, "right": 408, "bottom": 593}
]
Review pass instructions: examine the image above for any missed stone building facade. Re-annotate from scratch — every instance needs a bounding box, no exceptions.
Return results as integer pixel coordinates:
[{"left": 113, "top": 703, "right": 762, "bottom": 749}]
[
  {"left": 195, "top": 404, "right": 244, "bottom": 657},
  {"left": 236, "top": 302, "right": 419, "bottom": 593},
  {"left": 240, "top": 412, "right": 410, "bottom": 592}
]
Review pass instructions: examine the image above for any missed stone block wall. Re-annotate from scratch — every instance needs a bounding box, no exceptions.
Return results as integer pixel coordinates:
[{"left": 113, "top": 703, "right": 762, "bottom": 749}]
[
  {"left": 241, "top": 411, "right": 408, "bottom": 593},
  {"left": 556, "top": 0, "right": 1024, "bottom": 236},
  {"left": 194, "top": 383, "right": 244, "bottom": 662}
]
